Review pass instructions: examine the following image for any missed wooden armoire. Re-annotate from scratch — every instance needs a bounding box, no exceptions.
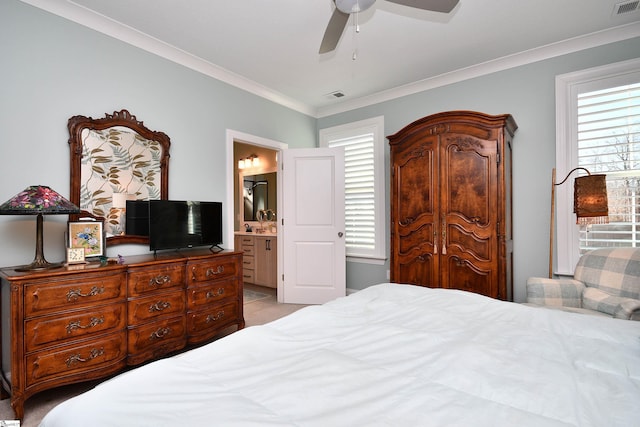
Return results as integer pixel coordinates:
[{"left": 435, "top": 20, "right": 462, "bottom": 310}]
[{"left": 388, "top": 111, "right": 517, "bottom": 301}]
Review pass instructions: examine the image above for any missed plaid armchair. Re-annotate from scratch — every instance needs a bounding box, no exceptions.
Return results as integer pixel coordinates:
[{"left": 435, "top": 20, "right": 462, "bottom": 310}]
[{"left": 526, "top": 248, "right": 640, "bottom": 320}]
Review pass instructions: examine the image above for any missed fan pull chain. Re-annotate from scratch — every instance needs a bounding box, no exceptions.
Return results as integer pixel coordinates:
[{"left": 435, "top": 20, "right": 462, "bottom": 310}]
[{"left": 352, "top": 10, "right": 360, "bottom": 61}]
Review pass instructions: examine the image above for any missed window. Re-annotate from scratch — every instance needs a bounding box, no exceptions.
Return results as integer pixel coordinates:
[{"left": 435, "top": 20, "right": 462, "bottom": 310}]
[
  {"left": 556, "top": 58, "right": 640, "bottom": 274},
  {"left": 320, "top": 116, "right": 386, "bottom": 263}
]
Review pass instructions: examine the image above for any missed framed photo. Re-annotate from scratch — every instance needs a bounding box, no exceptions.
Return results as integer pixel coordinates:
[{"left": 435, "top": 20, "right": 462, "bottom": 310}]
[{"left": 68, "top": 220, "right": 105, "bottom": 258}]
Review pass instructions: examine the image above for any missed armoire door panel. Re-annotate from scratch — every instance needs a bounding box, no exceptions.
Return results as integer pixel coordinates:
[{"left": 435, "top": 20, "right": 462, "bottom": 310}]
[
  {"left": 396, "top": 252, "right": 437, "bottom": 287},
  {"left": 398, "top": 223, "right": 435, "bottom": 255},
  {"left": 442, "top": 255, "right": 495, "bottom": 297},
  {"left": 446, "top": 223, "right": 492, "bottom": 262},
  {"left": 395, "top": 146, "right": 436, "bottom": 223},
  {"left": 442, "top": 137, "right": 497, "bottom": 226}
]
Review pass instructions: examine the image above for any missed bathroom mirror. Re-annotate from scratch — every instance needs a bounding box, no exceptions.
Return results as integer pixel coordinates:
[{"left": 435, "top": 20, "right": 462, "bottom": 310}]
[
  {"left": 68, "top": 109, "right": 171, "bottom": 245},
  {"left": 242, "top": 172, "right": 277, "bottom": 222}
]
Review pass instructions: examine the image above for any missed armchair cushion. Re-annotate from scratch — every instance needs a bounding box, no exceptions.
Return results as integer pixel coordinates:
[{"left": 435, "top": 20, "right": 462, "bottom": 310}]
[
  {"left": 526, "top": 277, "right": 584, "bottom": 308},
  {"left": 582, "top": 287, "right": 640, "bottom": 320},
  {"left": 574, "top": 248, "right": 640, "bottom": 299}
]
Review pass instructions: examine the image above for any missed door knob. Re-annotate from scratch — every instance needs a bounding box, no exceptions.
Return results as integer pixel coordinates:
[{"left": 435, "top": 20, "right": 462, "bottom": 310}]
[{"left": 338, "top": 232, "right": 344, "bottom": 238}]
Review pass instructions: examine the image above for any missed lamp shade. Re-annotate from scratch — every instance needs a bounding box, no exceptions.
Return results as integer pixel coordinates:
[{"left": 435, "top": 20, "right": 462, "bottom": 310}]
[
  {"left": 574, "top": 174, "right": 609, "bottom": 225},
  {"left": 0, "top": 185, "right": 79, "bottom": 215}
]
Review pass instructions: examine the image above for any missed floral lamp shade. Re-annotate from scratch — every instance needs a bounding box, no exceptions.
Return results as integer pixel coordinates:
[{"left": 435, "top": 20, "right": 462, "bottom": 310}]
[
  {"left": 0, "top": 186, "right": 80, "bottom": 271},
  {"left": 0, "top": 185, "right": 79, "bottom": 214}
]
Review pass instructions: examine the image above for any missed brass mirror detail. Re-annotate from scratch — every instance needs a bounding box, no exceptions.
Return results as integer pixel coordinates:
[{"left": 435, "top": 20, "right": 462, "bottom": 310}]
[{"left": 68, "top": 110, "right": 170, "bottom": 245}]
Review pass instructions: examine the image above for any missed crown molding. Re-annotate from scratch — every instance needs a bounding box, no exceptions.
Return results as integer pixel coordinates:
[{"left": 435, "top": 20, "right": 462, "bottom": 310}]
[
  {"left": 317, "top": 21, "right": 640, "bottom": 117},
  {"left": 20, "top": 1, "right": 640, "bottom": 119},
  {"left": 19, "top": 0, "right": 316, "bottom": 117}
]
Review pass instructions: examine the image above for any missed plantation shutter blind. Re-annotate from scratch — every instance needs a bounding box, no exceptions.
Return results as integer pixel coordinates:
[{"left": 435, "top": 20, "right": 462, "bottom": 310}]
[
  {"left": 327, "top": 133, "right": 376, "bottom": 254},
  {"left": 577, "top": 82, "right": 640, "bottom": 249}
]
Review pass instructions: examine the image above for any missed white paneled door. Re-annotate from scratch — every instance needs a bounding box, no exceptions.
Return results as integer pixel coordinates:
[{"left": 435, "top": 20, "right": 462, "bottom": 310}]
[{"left": 281, "top": 147, "right": 345, "bottom": 304}]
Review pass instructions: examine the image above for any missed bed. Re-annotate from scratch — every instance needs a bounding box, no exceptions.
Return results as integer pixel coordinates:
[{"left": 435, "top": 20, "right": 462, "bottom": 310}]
[{"left": 39, "top": 283, "right": 640, "bottom": 427}]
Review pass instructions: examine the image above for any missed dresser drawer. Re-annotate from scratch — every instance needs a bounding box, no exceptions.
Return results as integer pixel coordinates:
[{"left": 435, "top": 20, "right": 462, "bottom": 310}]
[
  {"left": 187, "top": 279, "right": 238, "bottom": 308},
  {"left": 189, "top": 257, "right": 240, "bottom": 283},
  {"left": 26, "top": 332, "right": 126, "bottom": 387},
  {"left": 187, "top": 301, "right": 239, "bottom": 340},
  {"left": 241, "top": 245, "right": 255, "bottom": 256},
  {"left": 127, "top": 316, "right": 186, "bottom": 356},
  {"left": 24, "top": 272, "right": 126, "bottom": 316},
  {"left": 25, "top": 303, "right": 126, "bottom": 352},
  {"left": 128, "top": 264, "right": 185, "bottom": 296},
  {"left": 128, "top": 289, "right": 186, "bottom": 325}
]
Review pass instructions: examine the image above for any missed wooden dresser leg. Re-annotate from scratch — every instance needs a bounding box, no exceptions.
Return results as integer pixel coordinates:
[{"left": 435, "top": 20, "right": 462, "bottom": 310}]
[{"left": 11, "top": 396, "right": 24, "bottom": 421}]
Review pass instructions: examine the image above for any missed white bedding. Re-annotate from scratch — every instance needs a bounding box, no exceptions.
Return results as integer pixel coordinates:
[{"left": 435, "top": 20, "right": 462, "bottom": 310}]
[{"left": 39, "top": 283, "right": 640, "bottom": 427}]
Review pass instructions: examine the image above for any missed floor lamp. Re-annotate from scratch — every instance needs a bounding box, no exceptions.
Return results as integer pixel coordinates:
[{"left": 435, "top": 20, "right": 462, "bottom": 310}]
[{"left": 549, "top": 167, "right": 609, "bottom": 278}]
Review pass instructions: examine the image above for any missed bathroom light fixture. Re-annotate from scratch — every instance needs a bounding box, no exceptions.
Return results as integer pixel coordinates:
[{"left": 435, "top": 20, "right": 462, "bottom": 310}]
[{"left": 238, "top": 155, "right": 259, "bottom": 170}]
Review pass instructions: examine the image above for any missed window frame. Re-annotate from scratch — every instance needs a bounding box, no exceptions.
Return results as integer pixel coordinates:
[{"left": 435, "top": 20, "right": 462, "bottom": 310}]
[
  {"left": 319, "top": 116, "right": 386, "bottom": 264},
  {"left": 555, "top": 58, "right": 640, "bottom": 275}
]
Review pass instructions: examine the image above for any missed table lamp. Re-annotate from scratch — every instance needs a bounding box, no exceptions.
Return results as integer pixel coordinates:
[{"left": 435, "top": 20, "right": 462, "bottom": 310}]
[{"left": 0, "top": 185, "right": 80, "bottom": 271}]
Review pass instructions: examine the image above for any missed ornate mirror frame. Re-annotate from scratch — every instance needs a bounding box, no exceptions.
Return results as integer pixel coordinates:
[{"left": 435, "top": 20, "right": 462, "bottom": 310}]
[{"left": 68, "top": 109, "right": 170, "bottom": 246}]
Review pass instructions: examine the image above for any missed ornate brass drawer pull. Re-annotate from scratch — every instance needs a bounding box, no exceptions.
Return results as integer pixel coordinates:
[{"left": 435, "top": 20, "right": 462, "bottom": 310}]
[
  {"left": 66, "top": 316, "right": 105, "bottom": 334},
  {"left": 149, "top": 327, "right": 171, "bottom": 341},
  {"left": 148, "top": 301, "right": 171, "bottom": 312},
  {"left": 65, "top": 347, "right": 104, "bottom": 368},
  {"left": 149, "top": 275, "right": 171, "bottom": 287},
  {"left": 205, "top": 288, "right": 225, "bottom": 299},
  {"left": 66, "top": 286, "right": 105, "bottom": 302},
  {"left": 206, "top": 310, "right": 225, "bottom": 323},
  {"left": 206, "top": 266, "right": 224, "bottom": 277}
]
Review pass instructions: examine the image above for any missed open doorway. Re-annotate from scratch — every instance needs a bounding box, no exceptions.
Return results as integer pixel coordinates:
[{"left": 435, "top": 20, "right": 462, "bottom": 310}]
[{"left": 226, "top": 130, "right": 287, "bottom": 299}]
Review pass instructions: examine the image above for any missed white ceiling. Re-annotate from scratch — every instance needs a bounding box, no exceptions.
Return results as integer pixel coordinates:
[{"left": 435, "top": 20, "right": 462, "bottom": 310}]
[{"left": 22, "top": 0, "right": 640, "bottom": 117}]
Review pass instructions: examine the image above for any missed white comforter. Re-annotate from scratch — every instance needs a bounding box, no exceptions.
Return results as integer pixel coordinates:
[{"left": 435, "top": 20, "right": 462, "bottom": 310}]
[{"left": 39, "top": 283, "right": 640, "bottom": 427}]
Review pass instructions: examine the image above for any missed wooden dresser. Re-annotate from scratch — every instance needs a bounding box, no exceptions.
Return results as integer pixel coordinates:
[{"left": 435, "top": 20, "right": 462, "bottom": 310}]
[
  {"left": 388, "top": 111, "right": 517, "bottom": 301},
  {"left": 0, "top": 249, "right": 243, "bottom": 420}
]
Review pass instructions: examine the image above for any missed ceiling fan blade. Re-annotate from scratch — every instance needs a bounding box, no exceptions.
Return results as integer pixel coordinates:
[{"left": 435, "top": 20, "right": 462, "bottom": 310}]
[
  {"left": 385, "top": 0, "right": 459, "bottom": 13},
  {"left": 319, "top": 8, "right": 350, "bottom": 54}
]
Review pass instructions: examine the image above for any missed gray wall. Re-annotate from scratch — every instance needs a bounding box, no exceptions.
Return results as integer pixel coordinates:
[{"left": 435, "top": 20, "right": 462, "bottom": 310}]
[
  {"left": 2, "top": 1, "right": 639, "bottom": 302},
  {"left": 319, "top": 38, "right": 640, "bottom": 301},
  {"left": 0, "top": 1, "right": 315, "bottom": 266}
]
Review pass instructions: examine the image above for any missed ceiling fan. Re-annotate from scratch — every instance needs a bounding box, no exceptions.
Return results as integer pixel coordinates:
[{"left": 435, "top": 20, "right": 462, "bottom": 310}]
[{"left": 319, "top": 0, "right": 460, "bottom": 54}]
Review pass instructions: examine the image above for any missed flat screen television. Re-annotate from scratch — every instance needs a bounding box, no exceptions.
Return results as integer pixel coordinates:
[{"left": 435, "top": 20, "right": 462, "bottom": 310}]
[{"left": 148, "top": 200, "right": 223, "bottom": 251}]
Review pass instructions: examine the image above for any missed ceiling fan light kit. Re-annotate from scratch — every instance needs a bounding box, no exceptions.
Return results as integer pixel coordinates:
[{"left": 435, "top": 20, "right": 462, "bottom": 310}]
[
  {"left": 320, "top": 0, "right": 460, "bottom": 54},
  {"left": 336, "top": 0, "right": 376, "bottom": 13}
]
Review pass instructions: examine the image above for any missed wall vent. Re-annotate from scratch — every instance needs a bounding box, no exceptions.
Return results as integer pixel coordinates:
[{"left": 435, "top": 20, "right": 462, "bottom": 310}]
[
  {"left": 613, "top": 0, "right": 640, "bottom": 15},
  {"left": 326, "top": 91, "right": 345, "bottom": 99}
]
